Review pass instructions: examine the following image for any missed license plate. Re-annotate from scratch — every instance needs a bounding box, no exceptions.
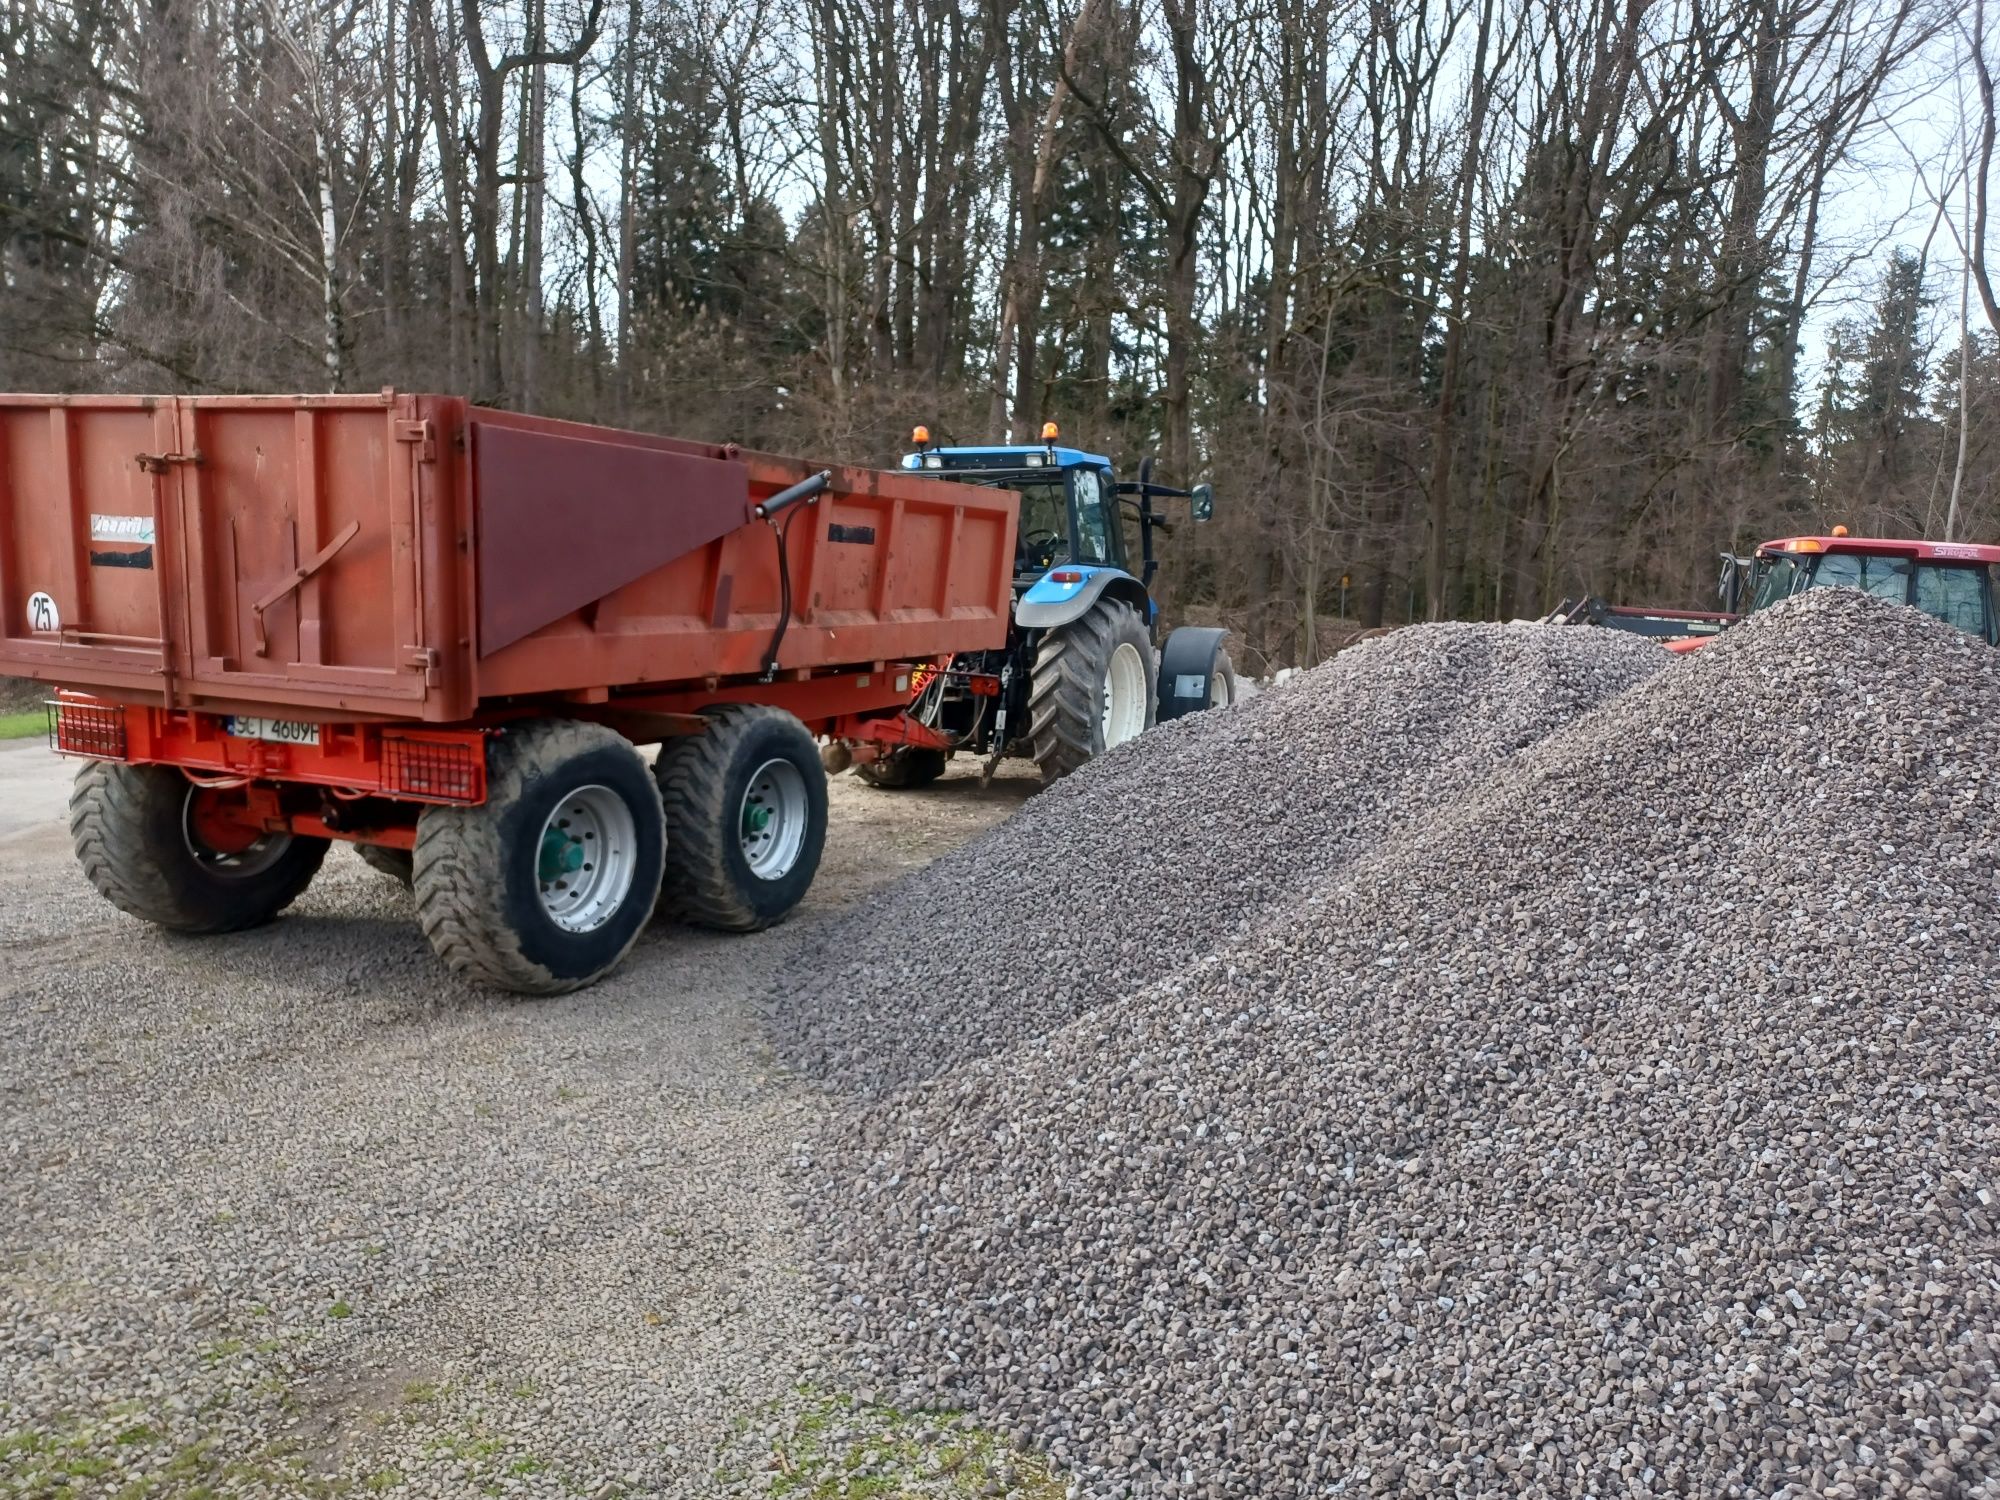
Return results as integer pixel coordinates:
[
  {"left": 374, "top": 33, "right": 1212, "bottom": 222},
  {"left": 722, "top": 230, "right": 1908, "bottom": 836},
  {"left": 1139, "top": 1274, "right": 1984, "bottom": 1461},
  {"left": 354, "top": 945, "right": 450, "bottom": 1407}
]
[{"left": 225, "top": 715, "right": 321, "bottom": 746}]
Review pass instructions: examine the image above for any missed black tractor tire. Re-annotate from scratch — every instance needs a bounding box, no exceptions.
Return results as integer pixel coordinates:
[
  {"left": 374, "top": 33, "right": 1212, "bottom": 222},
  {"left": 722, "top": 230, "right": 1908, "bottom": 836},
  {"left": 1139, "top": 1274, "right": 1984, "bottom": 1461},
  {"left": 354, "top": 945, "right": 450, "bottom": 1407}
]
[
  {"left": 412, "top": 720, "right": 664, "bottom": 995},
  {"left": 654, "top": 706, "right": 828, "bottom": 932},
  {"left": 355, "top": 844, "right": 415, "bottom": 887},
  {"left": 1027, "top": 597, "right": 1157, "bottom": 785},
  {"left": 69, "top": 762, "right": 328, "bottom": 934},
  {"left": 853, "top": 747, "right": 948, "bottom": 789},
  {"left": 1156, "top": 625, "right": 1239, "bottom": 722}
]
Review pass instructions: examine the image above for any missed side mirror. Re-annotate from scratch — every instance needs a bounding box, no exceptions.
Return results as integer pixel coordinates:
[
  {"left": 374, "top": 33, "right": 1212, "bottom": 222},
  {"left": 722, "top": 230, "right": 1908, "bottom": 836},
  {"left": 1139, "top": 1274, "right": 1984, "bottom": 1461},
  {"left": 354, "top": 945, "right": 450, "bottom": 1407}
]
[{"left": 1190, "top": 483, "right": 1214, "bottom": 522}]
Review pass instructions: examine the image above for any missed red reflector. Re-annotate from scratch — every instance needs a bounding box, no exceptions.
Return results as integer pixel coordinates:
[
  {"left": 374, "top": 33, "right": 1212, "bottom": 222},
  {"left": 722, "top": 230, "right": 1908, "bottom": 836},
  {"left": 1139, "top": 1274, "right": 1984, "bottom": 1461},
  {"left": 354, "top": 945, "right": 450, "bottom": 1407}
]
[
  {"left": 382, "top": 735, "right": 483, "bottom": 802},
  {"left": 1051, "top": 569, "right": 1083, "bottom": 583},
  {"left": 52, "top": 701, "right": 127, "bottom": 759}
]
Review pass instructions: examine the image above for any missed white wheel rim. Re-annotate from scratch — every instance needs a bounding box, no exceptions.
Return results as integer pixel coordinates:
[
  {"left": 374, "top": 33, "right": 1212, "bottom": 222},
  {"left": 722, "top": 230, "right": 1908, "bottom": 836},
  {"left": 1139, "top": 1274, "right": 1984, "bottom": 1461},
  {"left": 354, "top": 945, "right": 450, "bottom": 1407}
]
[
  {"left": 1102, "top": 641, "right": 1148, "bottom": 747},
  {"left": 741, "top": 758, "right": 808, "bottom": 880},
  {"left": 1209, "top": 669, "right": 1230, "bottom": 709},
  {"left": 536, "top": 784, "right": 639, "bottom": 933}
]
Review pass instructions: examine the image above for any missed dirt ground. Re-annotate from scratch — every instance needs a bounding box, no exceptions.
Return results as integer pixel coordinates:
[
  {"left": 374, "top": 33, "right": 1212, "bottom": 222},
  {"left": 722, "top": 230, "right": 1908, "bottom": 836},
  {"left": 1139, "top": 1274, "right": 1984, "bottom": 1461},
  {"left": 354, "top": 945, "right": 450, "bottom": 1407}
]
[{"left": 0, "top": 741, "right": 1036, "bottom": 1496}]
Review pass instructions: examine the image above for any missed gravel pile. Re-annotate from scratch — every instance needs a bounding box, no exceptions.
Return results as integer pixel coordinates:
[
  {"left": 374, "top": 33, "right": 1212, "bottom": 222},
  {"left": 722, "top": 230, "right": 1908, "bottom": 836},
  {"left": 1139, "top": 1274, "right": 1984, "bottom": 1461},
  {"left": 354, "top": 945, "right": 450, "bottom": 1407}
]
[
  {"left": 795, "top": 591, "right": 2000, "bottom": 1497},
  {"left": 777, "top": 621, "right": 1667, "bottom": 1094}
]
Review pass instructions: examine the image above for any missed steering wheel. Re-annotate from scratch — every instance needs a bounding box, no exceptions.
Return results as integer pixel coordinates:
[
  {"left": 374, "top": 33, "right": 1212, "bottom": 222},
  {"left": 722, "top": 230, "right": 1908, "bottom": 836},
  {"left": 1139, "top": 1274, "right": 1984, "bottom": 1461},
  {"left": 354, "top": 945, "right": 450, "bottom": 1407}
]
[{"left": 1020, "top": 529, "right": 1065, "bottom": 567}]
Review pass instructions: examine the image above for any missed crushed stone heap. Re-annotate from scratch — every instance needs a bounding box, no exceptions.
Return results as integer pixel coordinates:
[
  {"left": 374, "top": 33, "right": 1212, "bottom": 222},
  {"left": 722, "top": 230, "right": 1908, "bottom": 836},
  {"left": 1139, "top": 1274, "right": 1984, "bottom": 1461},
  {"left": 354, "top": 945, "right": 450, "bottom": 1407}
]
[
  {"left": 777, "top": 621, "right": 1667, "bottom": 1095},
  {"left": 789, "top": 590, "right": 2000, "bottom": 1498}
]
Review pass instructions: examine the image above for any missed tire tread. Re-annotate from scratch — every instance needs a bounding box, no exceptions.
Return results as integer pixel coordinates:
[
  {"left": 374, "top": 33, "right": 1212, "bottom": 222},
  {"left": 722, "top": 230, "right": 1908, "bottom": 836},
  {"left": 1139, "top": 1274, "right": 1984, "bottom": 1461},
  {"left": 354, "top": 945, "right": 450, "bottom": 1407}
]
[
  {"left": 1026, "top": 600, "right": 1152, "bottom": 784},
  {"left": 412, "top": 720, "right": 659, "bottom": 995},
  {"left": 69, "top": 761, "right": 326, "bottom": 933},
  {"left": 655, "top": 705, "right": 824, "bottom": 931}
]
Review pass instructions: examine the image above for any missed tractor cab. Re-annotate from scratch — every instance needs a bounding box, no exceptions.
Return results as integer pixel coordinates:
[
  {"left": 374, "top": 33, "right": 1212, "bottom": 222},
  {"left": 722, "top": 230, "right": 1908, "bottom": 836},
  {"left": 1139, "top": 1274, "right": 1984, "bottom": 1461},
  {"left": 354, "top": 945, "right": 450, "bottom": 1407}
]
[
  {"left": 902, "top": 431, "right": 1126, "bottom": 581},
  {"left": 868, "top": 424, "right": 1234, "bottom": 789},
  {"left": 1719, "top": 532, "right": 2000, "bottom": 646},
  {"left": 899, "top": 423, "right": 1215, "bottom": 596}
]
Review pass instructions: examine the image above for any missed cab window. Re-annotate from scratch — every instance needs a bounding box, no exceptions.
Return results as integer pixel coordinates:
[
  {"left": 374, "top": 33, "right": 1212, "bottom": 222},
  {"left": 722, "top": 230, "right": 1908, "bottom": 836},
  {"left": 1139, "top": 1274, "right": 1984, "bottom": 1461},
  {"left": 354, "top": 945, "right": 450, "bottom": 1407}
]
[
  {"left": 1070, "top": 468, "right": 1114, "bottom": 566},
  {"left": 1808, "top": 552, "right": 1910, "bottom": 602},
  {"left": 1012, "top": 480, "right": 1070, "bottom": 571},
  {"left": 1913, "top": 563, "right": 1991, "bottom": 639}
]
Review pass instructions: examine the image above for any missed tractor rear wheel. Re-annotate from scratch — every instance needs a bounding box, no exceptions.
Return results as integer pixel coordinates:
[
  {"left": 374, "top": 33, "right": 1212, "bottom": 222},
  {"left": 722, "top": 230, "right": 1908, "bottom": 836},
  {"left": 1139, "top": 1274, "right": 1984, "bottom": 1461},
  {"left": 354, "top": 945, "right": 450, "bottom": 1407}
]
[
  {"left": 69, "top": 763, "right": 328, "bottom": 934},
  {"left": 1027, "top": 597, "right": 1156, "bottom": 785},
  {"left": 853, "top": 747, "right": 948, "bottom": 789},
  {"left": 654, "top": 706, "right": 828, "bottom": 931},
  {"left": 412, "top": 720, "right": 664, "bottom": 995}
]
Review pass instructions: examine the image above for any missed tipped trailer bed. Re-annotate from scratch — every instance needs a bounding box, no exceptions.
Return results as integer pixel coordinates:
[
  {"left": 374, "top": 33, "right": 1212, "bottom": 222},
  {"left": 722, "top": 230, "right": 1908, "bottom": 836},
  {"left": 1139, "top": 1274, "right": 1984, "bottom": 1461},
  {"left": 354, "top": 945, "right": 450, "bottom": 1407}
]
[{"left": 0, "top": 391, "right": 1017, "bottom": 992}]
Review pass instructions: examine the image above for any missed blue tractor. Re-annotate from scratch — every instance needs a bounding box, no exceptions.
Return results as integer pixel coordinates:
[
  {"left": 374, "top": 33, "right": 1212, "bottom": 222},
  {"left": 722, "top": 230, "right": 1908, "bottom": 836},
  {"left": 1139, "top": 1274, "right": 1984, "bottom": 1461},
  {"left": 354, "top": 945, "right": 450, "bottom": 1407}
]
[{"left": 854, "top": 424, "right": 1237, "bottom": 788}]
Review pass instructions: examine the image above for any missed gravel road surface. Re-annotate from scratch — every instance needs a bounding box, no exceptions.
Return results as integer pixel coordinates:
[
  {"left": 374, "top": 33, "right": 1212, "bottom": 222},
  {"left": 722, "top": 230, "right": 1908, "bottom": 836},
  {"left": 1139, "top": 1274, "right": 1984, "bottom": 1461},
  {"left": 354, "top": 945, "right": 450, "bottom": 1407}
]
[{"left": 0, "top": 745, "right": 1034, "bottom": 1497}]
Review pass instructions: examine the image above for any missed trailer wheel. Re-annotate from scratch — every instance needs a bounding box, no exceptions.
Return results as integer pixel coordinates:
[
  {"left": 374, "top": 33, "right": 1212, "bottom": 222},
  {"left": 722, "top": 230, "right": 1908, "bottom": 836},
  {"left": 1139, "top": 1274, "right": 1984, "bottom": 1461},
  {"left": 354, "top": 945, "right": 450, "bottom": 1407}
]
[
  {"left": 1156, "top": 625, "right": 1238, "bottom": 723},
  {"left": 654, "top": 706, "right": 828, "bottom": 931},
  {"left": 412, "top": 720, "right": 664, "bottom": 995},
  {"left": 1027, "top": 597, "right": 1156, "bottom": 784},
  {"left": 69, "top": 763, "right": 329, "bottom": 934},
  {"left": 355, "top": 844, "right": 414, "bottom": 887},
  {"left": 853, "top": 747, "right": 948, "bottom": 789}
]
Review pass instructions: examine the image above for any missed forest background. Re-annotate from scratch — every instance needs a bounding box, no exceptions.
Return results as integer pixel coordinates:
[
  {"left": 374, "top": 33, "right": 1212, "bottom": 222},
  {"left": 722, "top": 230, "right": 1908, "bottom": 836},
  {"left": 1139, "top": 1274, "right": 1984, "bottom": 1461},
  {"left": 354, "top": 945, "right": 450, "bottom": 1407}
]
[{"left": 5, "top": 0, "right": 1997, "bottom": 665}]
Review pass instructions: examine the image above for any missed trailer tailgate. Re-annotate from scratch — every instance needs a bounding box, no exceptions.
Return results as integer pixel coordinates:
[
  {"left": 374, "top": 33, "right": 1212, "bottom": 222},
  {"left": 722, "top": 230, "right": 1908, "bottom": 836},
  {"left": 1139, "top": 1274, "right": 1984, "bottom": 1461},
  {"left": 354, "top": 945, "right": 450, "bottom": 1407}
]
[{"left": 0, "top": 394, "right": 461, "bottom": 720}]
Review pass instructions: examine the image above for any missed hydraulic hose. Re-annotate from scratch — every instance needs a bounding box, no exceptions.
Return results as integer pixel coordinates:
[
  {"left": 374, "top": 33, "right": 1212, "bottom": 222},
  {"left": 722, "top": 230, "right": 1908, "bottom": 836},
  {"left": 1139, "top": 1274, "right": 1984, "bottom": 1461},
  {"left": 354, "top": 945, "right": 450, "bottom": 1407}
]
[{"left": 759, "top": 472, "right": 829, "bottom": 681}]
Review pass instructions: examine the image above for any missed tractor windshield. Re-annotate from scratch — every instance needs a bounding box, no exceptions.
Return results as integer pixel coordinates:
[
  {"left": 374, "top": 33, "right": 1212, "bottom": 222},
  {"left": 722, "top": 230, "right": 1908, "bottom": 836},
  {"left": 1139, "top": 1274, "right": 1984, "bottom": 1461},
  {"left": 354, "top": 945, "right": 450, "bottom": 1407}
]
[{"left": 1749, "top": 555, "right": 1801, "bottom": 610}]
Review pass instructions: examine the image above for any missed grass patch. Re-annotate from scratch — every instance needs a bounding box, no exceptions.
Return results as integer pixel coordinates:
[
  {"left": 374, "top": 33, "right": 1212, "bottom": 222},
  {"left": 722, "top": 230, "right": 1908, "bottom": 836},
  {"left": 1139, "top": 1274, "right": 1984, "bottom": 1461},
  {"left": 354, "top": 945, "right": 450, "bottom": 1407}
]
[
  {"left": 743, "top": 1389, "right": 1064, "bottom": 1499},
  {"left": 327, "top": 1299, "right": 354, "bottom": 1319},
  {"left": 0, "top": 709, "right": 44, "bottom": 741},
  {"left": 0, "top": 1418, "right": 343, "bottom": 1500}
]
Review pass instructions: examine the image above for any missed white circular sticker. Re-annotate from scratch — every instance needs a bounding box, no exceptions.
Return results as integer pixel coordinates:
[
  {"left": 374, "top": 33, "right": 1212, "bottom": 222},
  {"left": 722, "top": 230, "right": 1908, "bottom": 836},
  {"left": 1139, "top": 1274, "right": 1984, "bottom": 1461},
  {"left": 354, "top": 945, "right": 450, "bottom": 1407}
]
[{"left": 26, "top": 591, "right": 60, "bottom": 634}]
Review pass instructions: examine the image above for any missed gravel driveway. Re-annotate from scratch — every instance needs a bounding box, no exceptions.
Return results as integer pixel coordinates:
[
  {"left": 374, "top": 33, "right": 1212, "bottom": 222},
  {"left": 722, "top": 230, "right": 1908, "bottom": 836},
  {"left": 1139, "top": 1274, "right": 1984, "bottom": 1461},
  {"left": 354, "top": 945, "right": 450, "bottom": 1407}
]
[{"left": 0, "top": 744, "right": 1033, "bottom": 1497}]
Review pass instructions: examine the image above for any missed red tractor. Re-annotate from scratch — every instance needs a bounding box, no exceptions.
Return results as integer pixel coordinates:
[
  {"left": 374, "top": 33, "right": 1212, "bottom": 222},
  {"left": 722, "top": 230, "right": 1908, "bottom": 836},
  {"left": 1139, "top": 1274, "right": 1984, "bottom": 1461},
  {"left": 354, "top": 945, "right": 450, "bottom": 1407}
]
[{"left": 1551, "top": 530, "right": 2000, "bottom": 651}]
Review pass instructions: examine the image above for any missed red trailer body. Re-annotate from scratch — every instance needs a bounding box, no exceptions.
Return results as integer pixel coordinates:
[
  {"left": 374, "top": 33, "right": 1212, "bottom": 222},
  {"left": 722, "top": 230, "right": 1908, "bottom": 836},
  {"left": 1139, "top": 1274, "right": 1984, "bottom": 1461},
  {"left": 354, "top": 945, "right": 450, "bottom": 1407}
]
[
  {"left": 0, "top": 391, "right": 1018, "bottom": 992},
  {"left": 0, "top": 391, "right": 1015, "bottom": 721}
]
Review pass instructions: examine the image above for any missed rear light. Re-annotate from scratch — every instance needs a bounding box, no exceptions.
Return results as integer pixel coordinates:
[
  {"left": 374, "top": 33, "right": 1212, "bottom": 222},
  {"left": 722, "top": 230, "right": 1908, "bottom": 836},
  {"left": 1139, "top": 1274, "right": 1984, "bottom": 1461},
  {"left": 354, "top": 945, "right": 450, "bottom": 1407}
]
[
  {"left": 382, "top": 733, "right": 483, "bottom": 803},
  {"left": 50, "top": 700, "right": 127, "bottom": 759},
  {"left": 1051, "top": 569, "right": 1083, "bottom": 583}
]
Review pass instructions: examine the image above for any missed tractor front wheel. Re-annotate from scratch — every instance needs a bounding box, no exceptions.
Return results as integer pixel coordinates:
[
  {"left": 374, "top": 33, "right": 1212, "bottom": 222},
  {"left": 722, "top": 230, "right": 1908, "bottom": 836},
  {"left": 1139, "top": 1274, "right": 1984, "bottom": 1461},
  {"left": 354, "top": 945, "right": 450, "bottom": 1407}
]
[
  {"left": 1027, "top": 597, "right": 1156, "bottom": 785},
  {"left": 1156, "top": 625, "right": 1238, "bottom": 723}
]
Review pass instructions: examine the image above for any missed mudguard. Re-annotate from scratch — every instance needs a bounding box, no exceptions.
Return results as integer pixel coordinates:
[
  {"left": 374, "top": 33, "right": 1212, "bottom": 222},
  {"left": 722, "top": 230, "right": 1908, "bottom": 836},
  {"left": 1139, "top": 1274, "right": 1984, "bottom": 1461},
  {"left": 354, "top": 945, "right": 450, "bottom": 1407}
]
[
  {"left": 1015, "top": 565, "right": 1151, "bottom": 630},
  {"left": 1156, "top": 625, "right": 1234, "bottom": 721}
]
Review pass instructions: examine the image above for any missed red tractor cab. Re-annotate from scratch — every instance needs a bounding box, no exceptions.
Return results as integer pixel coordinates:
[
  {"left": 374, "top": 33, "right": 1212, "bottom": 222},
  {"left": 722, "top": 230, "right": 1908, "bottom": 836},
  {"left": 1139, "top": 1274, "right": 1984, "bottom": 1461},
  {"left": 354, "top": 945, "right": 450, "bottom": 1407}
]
[{"left": 1689, "top": 531, "right": 2000, "bottom": 653}]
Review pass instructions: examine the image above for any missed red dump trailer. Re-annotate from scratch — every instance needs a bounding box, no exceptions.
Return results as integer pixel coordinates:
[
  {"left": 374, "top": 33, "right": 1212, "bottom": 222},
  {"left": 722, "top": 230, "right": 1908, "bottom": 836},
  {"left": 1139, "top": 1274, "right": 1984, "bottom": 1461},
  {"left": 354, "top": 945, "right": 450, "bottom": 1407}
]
[{"left": 0, "top": 391, "right": 1016, "bottom": 992}]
